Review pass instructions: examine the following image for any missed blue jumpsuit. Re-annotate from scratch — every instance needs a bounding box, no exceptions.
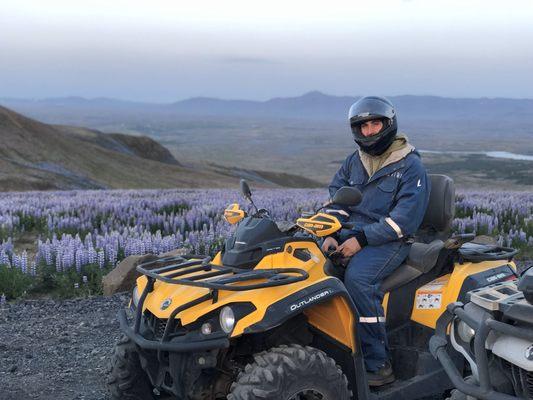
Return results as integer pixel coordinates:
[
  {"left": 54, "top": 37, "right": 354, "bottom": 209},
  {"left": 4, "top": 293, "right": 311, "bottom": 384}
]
[{"left": 329, "top": 149, "right": 430, "bottom": 371}]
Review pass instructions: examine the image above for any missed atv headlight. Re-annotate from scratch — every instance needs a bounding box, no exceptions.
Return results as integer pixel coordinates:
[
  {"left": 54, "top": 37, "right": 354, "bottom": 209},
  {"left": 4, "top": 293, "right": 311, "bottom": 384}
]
[
  {"left": 132, "top": 286, "right": 140, "bottom": 308},
  {"left": 457, "top": 320, "right": 475, "bottom": 343},
  {"left": 219, "top": 306, "right": 235, "bottom": 334}
]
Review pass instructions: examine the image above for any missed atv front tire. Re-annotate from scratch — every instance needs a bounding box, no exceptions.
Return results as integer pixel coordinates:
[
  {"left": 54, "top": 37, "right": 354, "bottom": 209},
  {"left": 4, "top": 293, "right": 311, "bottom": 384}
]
[
  {"left": 228, "top": 344, "right": 351, "bottom": 400},
  {"left": 107, "top": 335, "right": 155, "bottom": 400}
]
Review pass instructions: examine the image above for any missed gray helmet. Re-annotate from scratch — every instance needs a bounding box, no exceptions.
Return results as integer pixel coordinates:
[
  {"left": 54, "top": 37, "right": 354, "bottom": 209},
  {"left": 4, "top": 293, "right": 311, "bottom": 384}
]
[{"left": 348, "top": 96, "right": 398, "bottom": 156}]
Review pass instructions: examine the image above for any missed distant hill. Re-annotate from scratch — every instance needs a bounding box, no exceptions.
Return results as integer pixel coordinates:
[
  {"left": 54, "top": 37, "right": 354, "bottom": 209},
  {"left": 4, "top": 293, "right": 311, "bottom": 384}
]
[
  {"left": 52, "top": 125, "right": 181, "bottom": 166},
  {"left": 0, "top": 106, "right": 322, "bottom": 191},
  {"left": 3, "top": 92, "right": 533, "bottom": 122}
]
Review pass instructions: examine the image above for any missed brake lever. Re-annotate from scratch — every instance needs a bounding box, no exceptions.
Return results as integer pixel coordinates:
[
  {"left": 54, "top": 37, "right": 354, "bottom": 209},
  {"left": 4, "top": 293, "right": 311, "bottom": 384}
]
[{"left": 326, "top": 248, "right": 342, "bottom": 260}]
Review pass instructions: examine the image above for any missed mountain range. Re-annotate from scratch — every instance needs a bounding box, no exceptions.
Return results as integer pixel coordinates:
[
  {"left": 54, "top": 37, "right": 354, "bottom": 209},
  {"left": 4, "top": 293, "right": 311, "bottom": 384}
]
[{"left": 3, "top": 91, "right": 533, "bottom": 122}]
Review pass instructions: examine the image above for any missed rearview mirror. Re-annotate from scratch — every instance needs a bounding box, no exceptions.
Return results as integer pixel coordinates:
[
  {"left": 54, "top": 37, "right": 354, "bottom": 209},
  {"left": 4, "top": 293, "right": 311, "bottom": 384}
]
[
  {"left": 331, "top": 186, "right": 362, "bottom": 207},
  {"left": 240, "top": 179, "right": 252, "bottom": 199}
]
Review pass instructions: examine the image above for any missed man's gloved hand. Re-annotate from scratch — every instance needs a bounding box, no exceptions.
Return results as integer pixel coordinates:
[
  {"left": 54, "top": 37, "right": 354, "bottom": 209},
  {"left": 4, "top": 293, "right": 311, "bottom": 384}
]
[
  {"left": 337, "top": 237, "right": 362, "bottom": 258},
  {"left": 321, "top": 236, "right": 339, "bottom": 253}
]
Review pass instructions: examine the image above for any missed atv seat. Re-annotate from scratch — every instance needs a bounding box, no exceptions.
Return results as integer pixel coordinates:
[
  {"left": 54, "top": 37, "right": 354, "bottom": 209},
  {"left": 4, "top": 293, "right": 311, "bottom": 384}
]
[{"left": 380, "top": 174, "right": 455, "bottom": 293}]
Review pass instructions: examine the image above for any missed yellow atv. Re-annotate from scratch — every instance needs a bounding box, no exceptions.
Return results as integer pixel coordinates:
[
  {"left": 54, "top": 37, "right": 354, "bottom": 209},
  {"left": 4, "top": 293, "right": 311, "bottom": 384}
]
[{"left": 108, "top": 176, "right": 519, "bottom": 400}]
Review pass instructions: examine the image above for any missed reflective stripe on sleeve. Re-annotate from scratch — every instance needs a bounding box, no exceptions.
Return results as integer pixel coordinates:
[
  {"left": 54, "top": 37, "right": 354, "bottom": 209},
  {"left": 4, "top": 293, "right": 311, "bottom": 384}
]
[
  {"left": 359, "top": 316, "right": 386, "bottom": 323},
  {"left": 385, "top": 217, "right": 403, "bottom": 238}
]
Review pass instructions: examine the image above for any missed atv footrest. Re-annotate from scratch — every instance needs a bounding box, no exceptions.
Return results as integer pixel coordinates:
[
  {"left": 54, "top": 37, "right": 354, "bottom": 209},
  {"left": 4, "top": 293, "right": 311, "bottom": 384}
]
[{"left": 137, "top": 254, "right": 308, "bottom": 291}]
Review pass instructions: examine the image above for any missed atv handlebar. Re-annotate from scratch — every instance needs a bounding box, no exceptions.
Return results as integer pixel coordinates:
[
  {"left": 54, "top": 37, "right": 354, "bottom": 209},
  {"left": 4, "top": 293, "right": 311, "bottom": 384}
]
[{"left": 341, "top": 222, "right": 355, "bottom": 230}]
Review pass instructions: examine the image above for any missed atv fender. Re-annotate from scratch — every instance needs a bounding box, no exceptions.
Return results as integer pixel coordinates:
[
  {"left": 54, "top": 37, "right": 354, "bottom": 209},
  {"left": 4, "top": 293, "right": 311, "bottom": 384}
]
[{"left": 243, "top": 278, "right": 359, "bottom": 351}]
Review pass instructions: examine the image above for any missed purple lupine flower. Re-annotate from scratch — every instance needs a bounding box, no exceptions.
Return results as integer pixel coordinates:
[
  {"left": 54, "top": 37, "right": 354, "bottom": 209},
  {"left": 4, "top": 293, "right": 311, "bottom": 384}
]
[
  {"left": 0, "top": 188, "right": 530, "bottom": 277},
  {"left": 20, "top": 251, "right": 28, "bottom": 274},
  {"left": 98, "top": 250, "right": 105, "bottom": 269}
]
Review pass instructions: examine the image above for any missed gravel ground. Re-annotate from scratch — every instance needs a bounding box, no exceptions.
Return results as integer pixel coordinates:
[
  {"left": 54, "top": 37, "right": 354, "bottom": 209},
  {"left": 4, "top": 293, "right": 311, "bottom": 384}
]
[
  {"left": 0, "top": 294, "right": 128, "bottom": 400},
  {"left": 0, "top": 260, "right": 530, "bottom": 400}
]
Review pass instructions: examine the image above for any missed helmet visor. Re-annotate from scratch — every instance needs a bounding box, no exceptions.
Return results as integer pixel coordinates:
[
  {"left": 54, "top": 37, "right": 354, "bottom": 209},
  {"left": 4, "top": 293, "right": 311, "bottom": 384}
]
[{"left": 348, "top": 96, "right": 395, "bottom": 124}]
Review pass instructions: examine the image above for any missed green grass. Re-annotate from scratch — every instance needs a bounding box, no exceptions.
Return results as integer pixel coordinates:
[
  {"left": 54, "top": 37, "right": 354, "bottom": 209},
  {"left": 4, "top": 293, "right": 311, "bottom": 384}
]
[
  {"left": 0, "top": 264, "right": 34, "bottom": 299},
  {"left": 0, "top": 263, "right": 113, "bottom": 301},
  {"left": 32, "top": 263, "right": 113, "bottom": 299}
]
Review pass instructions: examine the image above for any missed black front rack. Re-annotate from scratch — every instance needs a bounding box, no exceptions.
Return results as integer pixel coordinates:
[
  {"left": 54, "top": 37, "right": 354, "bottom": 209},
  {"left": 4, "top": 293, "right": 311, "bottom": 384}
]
[{"left": 136, "top": 253, "right": 309, "bottom": 292}]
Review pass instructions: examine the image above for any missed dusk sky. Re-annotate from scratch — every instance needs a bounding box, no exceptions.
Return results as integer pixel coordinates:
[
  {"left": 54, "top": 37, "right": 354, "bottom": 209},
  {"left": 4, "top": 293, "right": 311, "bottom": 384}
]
[{"left": 2, "top": 0, "right": 533, "bottom": 102}]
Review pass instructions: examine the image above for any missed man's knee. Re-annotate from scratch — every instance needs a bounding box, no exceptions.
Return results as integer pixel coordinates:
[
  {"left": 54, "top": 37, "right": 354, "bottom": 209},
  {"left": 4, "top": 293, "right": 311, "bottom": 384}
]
[
  {"left": 345, "top": 255, "right": 381, "bottom": 283},
  {"left": 344, "top": 265, "right": 375, "bottom": 295}
]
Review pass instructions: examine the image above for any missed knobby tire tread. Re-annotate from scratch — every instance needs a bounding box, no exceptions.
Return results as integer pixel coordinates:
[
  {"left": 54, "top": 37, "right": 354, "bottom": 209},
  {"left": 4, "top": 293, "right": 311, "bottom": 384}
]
[
  {"left": 107, "top": 335, "right": 155, "bottom": 400},
  {"left": 228, "top": 344, "right": 351, "bottom": 400}
]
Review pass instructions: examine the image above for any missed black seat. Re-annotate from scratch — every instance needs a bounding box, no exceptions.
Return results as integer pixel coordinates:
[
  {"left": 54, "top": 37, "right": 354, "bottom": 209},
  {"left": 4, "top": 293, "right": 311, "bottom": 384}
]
[{"left": 380, "top": 174, "right": 455, "bottom": 293}]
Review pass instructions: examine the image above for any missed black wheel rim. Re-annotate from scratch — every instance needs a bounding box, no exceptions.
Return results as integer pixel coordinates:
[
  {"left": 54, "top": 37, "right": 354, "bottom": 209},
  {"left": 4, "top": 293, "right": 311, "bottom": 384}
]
[{"left": 287, "top": 389, "right": 325, "bottom": 400}]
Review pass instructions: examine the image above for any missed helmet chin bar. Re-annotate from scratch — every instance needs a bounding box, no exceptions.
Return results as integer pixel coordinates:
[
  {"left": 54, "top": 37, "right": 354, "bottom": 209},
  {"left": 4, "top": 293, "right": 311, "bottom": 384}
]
[{"left": 352, "top": 121, "right": 398, "bottom": 156}]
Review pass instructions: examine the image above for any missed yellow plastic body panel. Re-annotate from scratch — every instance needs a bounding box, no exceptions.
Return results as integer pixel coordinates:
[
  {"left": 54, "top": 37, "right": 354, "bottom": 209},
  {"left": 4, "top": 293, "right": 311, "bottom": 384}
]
[
  {"left": 135, "top": 241, "right": 357, "bottom": 351},
  {"left": 296, "top": 213, "right": 342, "bottom": 237},
  {"left": 304, "top": 296, "right": 356, "bottom": 350},
  {"left": 410, "top": 260, "right": 517, "bottom": 329},
  {"left": 382, "top": 292, "right": 390, "bottom": 315},
  {"left": 211, "top": 252, "right": 222, "bottom": 265},
  {"left": 223, "top": 203, "right": 246, "bottom": 224}
]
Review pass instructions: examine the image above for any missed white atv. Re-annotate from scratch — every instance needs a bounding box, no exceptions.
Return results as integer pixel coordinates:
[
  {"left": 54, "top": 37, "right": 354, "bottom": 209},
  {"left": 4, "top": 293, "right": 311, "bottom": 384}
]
[{"left": 431, "top": 265, "right": 533, "bottom": 399}]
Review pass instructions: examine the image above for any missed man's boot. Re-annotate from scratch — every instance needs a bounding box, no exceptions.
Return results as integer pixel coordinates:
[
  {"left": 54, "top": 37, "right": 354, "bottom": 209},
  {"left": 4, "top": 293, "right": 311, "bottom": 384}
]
[{"left": 367, "top": 361, "right": 395, "bottom": 387}]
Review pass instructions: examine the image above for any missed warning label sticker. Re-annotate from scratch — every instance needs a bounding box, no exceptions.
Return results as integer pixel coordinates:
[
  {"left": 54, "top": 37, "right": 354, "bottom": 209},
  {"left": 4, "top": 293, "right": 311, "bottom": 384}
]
[
  {"left": 415, "top": 276, "right": 447, "bottom": 309},
  {"left": 416, "top": 293, "right": 442, "bottom": 309}
]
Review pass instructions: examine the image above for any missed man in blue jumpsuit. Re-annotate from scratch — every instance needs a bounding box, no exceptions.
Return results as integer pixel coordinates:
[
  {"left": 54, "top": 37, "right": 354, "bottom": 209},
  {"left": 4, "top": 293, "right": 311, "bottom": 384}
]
[{"left": 322, "top": 96, "right": 430, "bottom": 386}]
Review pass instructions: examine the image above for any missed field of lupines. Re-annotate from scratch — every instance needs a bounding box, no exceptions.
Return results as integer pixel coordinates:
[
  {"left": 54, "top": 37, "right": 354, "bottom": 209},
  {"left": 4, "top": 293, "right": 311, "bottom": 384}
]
[{"left": 0, "top": 188, "right": 531, "bottom": 300}]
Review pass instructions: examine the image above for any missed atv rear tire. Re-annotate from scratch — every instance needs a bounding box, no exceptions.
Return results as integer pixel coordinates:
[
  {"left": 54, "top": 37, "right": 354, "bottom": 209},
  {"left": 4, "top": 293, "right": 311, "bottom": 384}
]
[
  {"left": 228, "top": 344, "right": 351, "bottom": 400},
  {"left": 107, "top": 335, "right": 155, "bottom": 400}
]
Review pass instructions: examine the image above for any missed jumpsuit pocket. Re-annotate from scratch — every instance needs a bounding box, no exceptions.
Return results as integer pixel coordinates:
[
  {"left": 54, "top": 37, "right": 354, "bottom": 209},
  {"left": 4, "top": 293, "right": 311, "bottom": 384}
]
[
  {"left": 376, "top": 176, "right": 398, "bottom": 193},
  {"left": 348, "top": 170, "right": 365, "bottom": 187},
  {"left": 369, "top": 176, "right": 398, "bottom": 214},
  {"left": 348, "top": 172, "right": 365, "bottom": 212}
]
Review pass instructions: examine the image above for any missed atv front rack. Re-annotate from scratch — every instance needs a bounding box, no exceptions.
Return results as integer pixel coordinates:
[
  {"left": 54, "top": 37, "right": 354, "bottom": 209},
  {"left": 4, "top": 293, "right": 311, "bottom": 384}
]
[{"left": 136, "top": 254, "right": 309, "bottom": 292}]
